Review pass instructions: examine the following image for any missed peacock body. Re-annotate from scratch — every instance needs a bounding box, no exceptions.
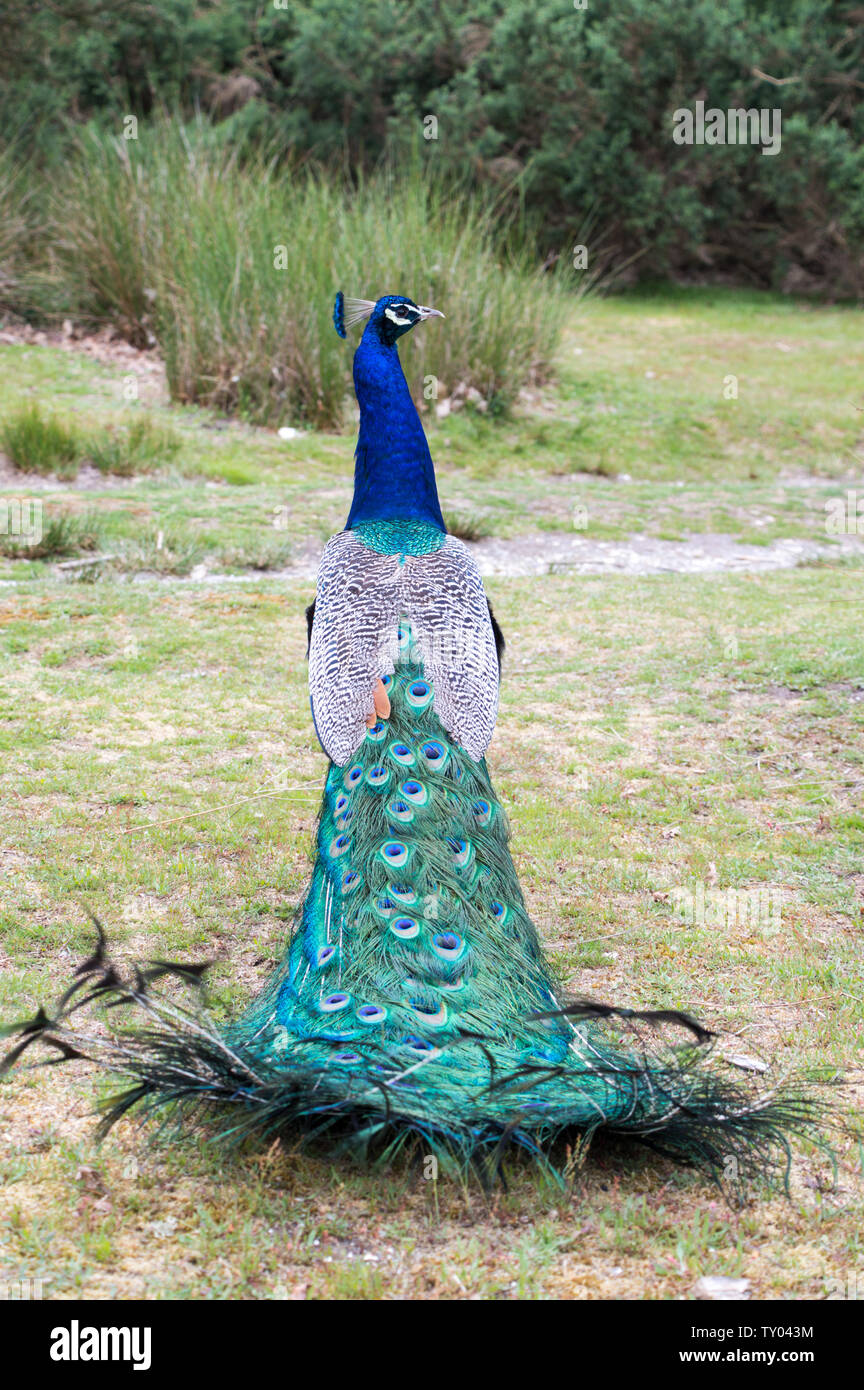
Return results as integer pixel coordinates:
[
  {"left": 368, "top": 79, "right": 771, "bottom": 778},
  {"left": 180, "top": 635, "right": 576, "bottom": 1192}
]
[
  {"left": 2, "top": 292, "right": 820, "bottom": 1189},
  {"left": 231, "top": 616, "right": 729, "bottom": 1166}
]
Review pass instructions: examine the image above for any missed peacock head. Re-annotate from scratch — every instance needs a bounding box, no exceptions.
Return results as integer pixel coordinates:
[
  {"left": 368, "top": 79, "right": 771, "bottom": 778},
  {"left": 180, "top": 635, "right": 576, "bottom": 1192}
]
[{"left": 333, "top": 292, "right": 444, "bottom": 345}]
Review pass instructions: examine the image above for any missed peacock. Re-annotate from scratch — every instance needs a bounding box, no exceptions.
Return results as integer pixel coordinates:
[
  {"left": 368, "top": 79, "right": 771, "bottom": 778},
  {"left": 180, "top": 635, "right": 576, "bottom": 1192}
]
[{"left": 2, "top": 291, "right": 823, "bottom": 1192}]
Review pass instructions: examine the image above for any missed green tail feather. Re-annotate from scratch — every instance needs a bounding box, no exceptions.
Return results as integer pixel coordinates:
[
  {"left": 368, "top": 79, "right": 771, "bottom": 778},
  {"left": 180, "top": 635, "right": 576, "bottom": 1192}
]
[{"left": 2, "top": 623, "right": 828, "bottom": 1192}]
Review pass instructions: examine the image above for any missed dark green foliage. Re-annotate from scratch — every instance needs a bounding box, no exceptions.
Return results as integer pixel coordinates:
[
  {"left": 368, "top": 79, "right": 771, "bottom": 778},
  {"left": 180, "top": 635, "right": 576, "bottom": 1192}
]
[{"left": 2, "top": 1, "right": 862, "bottom": 295}]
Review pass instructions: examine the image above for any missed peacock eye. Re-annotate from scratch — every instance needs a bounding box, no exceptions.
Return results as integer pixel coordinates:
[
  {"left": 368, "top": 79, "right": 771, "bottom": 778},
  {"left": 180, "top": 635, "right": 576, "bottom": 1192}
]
[{"left": 383, "top": 301, "right": 418, "bottom": 328}]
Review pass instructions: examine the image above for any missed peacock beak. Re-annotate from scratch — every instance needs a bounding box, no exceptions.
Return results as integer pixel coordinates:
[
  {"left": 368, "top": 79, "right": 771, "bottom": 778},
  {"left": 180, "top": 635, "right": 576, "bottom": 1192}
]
[{"left": 417, "top": 305, "right": 445, "bottom": 320}]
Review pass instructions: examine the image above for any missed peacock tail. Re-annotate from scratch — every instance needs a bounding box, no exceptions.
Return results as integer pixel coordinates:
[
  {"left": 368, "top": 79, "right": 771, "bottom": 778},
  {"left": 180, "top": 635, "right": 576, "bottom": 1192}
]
[
  {"left": 0, "top": 606, "right": 822, "bottom": 1192},
  {"left": 222, "top": 617, "right": 818, "bottom": 1183},
  {"left": 1, "top": 293, "right": 828, "bottom": 1194}
]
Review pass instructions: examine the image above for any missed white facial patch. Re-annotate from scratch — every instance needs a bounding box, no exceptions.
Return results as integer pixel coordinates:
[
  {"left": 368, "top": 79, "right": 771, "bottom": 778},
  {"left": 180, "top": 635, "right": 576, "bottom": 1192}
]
[{"left": 384, "top": 306, "right": 416, "bottom": 327}]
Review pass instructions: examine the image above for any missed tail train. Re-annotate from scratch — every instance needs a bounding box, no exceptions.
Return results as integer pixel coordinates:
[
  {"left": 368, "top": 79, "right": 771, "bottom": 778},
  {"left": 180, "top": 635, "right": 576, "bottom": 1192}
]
[{"left": 2, "top": 628, "right": 828, "bottom": 1194}]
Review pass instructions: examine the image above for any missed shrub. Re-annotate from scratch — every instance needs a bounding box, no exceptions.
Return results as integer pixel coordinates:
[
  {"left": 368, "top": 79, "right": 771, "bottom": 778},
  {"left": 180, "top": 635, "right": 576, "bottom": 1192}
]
[{"left": 2, "top": 1, "right": 861, "bottom": 296}]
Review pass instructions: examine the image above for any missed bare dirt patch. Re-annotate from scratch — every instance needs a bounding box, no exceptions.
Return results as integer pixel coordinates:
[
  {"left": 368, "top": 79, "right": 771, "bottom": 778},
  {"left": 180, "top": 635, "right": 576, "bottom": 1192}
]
[
  {"left": 261, "top": 531, "right": 864, "bottom": 583},
  {"left": 0, "top": 318, "right": 167, "bottom": 404},
  {"left": 468, "top": 530, "right": 863, "bottom": 578}
]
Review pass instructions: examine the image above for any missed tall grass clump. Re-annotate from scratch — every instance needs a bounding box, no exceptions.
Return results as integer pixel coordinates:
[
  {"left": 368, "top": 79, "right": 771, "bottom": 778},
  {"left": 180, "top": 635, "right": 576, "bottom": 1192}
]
[
  {"left": 44, "top": 119, "right": 574, "bottom": 428},
  {"left": 0, "top": 510, "right": 103, "bottom": 561},
  {"left": 85, "top": 415, "right": 182, "bottom": 476},
  {"left": 0, "top": 144, "right": 35, "bottom": 313},
  {"left": 44, "top": 127, "right": 160, "bottom": 345},
  {"left": 0, "top": 403, "right": 82, "bottom": 477},
  {"left": 0, "top": 402, "right": 181, "bottom": 479}
]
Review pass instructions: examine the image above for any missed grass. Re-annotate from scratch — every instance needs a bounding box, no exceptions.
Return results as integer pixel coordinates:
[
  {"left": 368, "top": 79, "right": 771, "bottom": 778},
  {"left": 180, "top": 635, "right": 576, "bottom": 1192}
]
[
  {"left": 0, "top": 285, "right": 861, "bottom": 586},
  {"left": 0, "top": 403, "right": 184, "bottom": 481},
  {"left": 0, "top": 144, "right": 31, "bottom": 308},
  {"left": 0, "top": 568, "right": 861, "bottom": 1299},
  {"left": 0, "top": 286, "right": 862, "bottom": 1299},
  {"left": 84, "top": 416, "right": 182, "bottom": 477},
  {"left": 0, "top": 403, "right": 81, "bottom": 478},
  {"left": 11, "top": 119, "right": 575, "bottom": 428},
  {"left": 0, "top": 509, "right": 102, "bottom": 561},
  {"left": 442, "top": 510, "right": 493, "bottom": 543}
]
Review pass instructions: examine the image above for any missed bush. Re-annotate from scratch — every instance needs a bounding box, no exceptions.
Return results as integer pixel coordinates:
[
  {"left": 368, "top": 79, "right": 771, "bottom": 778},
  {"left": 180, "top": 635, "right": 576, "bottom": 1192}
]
[{"left": 1, "top": 0, "right": 862, "bottom": 297}]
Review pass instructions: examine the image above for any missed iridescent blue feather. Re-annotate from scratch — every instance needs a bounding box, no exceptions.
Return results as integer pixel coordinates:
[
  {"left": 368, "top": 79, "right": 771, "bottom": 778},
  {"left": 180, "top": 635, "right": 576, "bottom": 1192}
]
[{"left": 333, "top": 291, "right": 346, "bottom": 339}]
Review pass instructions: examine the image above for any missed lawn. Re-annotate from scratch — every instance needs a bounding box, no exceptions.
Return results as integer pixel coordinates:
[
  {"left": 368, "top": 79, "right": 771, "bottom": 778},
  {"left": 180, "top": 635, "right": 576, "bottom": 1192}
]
[{"left": 1, "top": 289, "right": 862, "bottom": 1300}]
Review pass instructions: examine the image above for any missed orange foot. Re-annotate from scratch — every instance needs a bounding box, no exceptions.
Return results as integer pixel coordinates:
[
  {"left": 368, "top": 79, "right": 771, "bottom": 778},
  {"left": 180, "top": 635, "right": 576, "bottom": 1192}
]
[{"left": 365, "top": 678, "right": 391, "bottom": 728}]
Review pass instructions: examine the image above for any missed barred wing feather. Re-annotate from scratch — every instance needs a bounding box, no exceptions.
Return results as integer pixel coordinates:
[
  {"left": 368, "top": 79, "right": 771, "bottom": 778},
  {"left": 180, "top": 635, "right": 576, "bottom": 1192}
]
[{"left": 308, "top": 531, "right": 499, "bottom": 765}]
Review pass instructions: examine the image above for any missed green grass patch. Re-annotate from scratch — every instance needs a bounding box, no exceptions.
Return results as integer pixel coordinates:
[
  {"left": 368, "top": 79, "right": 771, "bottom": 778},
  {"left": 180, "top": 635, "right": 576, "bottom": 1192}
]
[
  {"left": 0, "top": 287, "right": 861, "bottom": 1299},
  {"left": 84, "top": 415, "right": 182, "bottom": 477},
  {"left": 0, "top": 403, "right": 81, "bottom": 477},
  {"left": 0, "top": 508, "right": 102, "bottom": 561},
  {"left": 1, "top": 402, "right": 184, "bottom": 482},
  {"left": 0, "top": 568, "right": 861, "bottom": 1298}
]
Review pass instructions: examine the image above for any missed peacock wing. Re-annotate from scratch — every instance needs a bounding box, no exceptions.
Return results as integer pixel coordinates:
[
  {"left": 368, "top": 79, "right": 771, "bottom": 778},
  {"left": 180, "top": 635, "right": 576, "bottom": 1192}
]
[
  {"left": 308, "top": 531, "right": 402, "bottom": 765},
  {"left": 400, "top": 537, "right": 499, "bottom": 761},
  {"left": 309, "top": 531, "right": 499, "bottom": 766}
]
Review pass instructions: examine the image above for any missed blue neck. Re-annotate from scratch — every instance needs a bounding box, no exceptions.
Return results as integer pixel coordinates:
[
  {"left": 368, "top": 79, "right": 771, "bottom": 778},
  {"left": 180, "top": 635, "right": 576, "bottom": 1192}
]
[{"left": 346, "top": 327, "right": 445, "bottom": 532}]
